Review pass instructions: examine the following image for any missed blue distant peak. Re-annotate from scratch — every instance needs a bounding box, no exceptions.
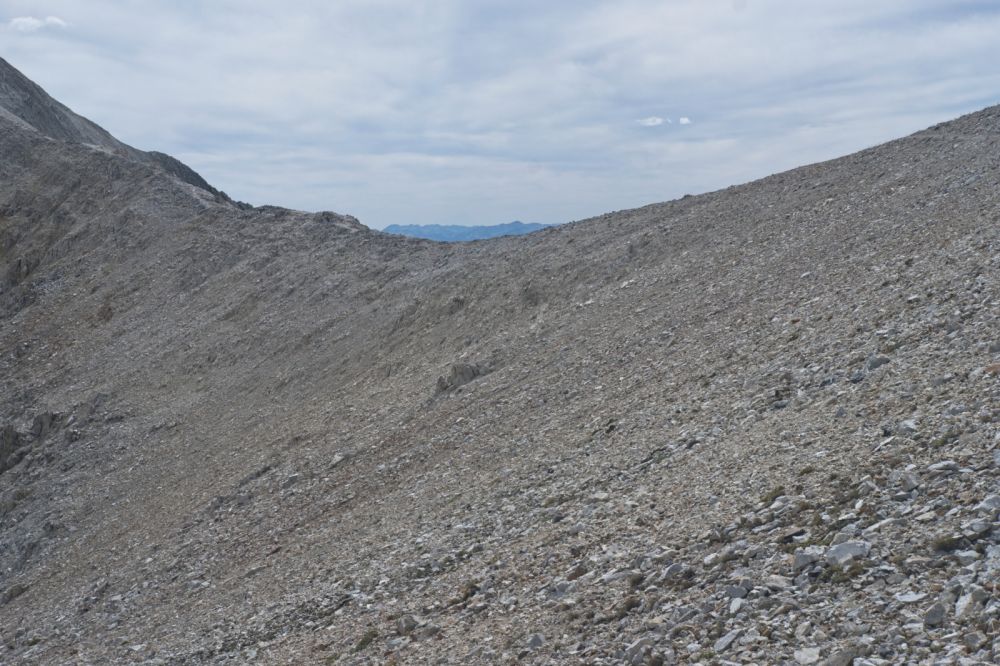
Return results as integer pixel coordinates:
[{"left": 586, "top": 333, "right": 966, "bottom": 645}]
[{"left": 382, "top": 221, "right": 552, "bottom": 242}]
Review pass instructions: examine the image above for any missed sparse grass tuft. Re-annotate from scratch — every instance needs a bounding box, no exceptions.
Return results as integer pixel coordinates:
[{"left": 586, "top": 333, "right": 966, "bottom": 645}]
[
  {"left": 819, "top": 561, "right": 866, "bottom": 584},
  {"left": 352, "top": 628, "right": 378, "bottom": 653},
  {"left": 761, "top": 485, "right": 786, "bottom": 505},
  {"left": 931, "top": 535, "right": 963, "bottom": 553}
]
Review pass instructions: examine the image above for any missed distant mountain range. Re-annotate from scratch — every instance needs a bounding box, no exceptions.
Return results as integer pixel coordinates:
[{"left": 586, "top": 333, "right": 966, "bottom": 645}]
[{"left": 382, "top": 220, "right": 551, "bottom": 241}]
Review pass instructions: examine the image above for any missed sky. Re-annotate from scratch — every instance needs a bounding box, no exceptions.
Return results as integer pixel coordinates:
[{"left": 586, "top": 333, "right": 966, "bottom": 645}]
[{"left": 3, "top": 2, "right": 1000, "bottom": 229}]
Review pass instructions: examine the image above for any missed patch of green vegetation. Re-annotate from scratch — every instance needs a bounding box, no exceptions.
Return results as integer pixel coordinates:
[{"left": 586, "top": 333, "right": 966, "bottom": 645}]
[
  {"left": 352, "top": 628, "right": 378, "bottom": 653},
  {"left": 931, "top": 535, "right": 964, "bottom": 553},
  {"left": 819, "top": 561, "right": 865, "bottom": 584},
  {"left": 760, "top": 485, "right": 786, "bottom": 505}
]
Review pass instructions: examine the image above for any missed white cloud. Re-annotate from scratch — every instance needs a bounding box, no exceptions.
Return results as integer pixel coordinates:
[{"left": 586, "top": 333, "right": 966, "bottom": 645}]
[
  {"left": 8, "top": 17, "right": 43, "bottom": 31},
  {"left": 679, "top": 117, "right": 692, "bottom": 125},
  {"left": 9, "top": 16, "right": 68, "bottom": 32},
  {"left": 637, "top": 116, "right": 664, "bottom": 126}
]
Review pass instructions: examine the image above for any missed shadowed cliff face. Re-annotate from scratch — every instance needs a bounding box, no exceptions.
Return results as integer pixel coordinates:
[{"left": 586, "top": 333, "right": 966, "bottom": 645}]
[{"left": 1, "top": 56, "right": 998, "bottom": 664}]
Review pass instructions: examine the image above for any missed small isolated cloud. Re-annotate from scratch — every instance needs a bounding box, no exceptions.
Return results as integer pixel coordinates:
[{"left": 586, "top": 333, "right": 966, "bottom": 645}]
[
  {"left": 637, "top": 116, "right": 665, "bottom": 127},
  {"left": 8, "top": 16, "right": 68, "bottom": 32},
  {"left": 678, "top": 117, "right": 692, "bottom": 125}
]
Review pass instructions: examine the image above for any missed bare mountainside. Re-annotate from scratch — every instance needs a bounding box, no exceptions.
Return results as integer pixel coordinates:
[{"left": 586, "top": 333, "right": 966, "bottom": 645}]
[{"left": 1, "top": 56, "right": 998, "bottom": 665}]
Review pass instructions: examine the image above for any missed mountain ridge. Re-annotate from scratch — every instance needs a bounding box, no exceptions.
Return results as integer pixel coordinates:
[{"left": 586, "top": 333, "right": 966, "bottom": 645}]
[{"left": 0, "top": 57, "right": 232, "bottom": 200}]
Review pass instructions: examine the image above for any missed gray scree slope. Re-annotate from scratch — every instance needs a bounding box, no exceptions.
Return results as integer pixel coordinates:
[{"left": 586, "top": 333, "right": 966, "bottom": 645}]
[{"left": 1, "top": 56, "right": 998, "bottom": 664}]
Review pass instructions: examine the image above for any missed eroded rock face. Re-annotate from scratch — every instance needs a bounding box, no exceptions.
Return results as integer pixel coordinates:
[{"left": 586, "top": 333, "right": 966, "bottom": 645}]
[
  {"left": 29, "top": 412, "right": 61, "bottom": 439},
  {"left": 0, "top": 424, "right": 23, "bottom": 474},
  {"left": 1, "top": 56, "right": 999, "bottom": 664},
  {"left": 436, "top": 362, "right": 492, "bottom": 393}
]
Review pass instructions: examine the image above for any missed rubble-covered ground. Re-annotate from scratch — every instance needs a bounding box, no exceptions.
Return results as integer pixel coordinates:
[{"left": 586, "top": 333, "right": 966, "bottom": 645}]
[{"left": 1, "top": 56, "right": 998, "bottom": 664}]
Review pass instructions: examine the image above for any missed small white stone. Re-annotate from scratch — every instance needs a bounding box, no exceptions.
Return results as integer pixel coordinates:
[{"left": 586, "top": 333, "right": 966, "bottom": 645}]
[{"left": 794, "top": 647, "right": 821, "bottom": 664}]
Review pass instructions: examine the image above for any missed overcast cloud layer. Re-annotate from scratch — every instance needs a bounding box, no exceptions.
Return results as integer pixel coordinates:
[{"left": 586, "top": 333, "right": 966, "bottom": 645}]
[{"left": 4, "top": 1, "right": 1000, "bottom": 228}]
